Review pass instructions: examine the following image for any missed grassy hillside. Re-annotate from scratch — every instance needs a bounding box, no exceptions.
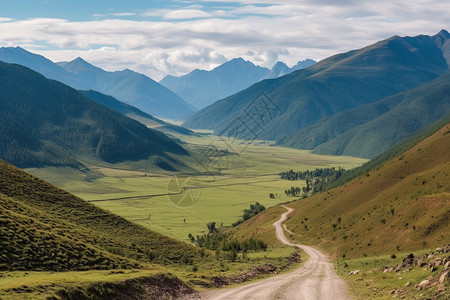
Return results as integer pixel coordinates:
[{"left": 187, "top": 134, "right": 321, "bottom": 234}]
[
  {"left": 280, "top": 70, "right": 450, "bottom": 158},
  {"left": 282, "top": 123, "right": 450, "bottom": 258},
  {"left": 0, "top": 159, "right": 201, "bottom": 272},
  {"left": 234, "top": 122, "right": 449, "bottom": 258},
  {"left": 183, "top": 32, "right": 448, "bottom": 141},
  {"left": 0, "top": 61, "right": 187, "bottom": 168}
]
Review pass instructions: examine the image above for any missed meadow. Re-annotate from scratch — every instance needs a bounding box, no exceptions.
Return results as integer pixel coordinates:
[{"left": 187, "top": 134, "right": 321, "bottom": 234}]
[{"left": 28, "top": 133, "right": 366, "bottom": 242}]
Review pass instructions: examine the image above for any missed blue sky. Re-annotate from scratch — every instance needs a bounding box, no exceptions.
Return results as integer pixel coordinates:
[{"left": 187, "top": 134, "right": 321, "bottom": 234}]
[{"left": 0, "top": 0, "right": 449, "bottom": 80}]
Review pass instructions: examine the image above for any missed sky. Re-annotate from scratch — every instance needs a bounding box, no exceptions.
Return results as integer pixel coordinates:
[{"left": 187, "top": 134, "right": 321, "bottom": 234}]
[{"left": 0, "top": 0, "right": 449, "bottom": 80}]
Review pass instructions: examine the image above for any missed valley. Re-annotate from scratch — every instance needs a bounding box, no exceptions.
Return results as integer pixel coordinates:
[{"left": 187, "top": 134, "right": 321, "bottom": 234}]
[
  {"left": 0, "top": 13, "right": 449, "bottom": 299},
  {"left": 27, "top": 133, "right": 366, "bottom": 241}
]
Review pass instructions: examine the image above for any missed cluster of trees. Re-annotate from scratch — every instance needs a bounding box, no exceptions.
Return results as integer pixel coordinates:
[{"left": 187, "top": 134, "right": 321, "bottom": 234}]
[
  {"left": 232, "top": 202, "right": 266, "bottom": 226},
  {"left": 285, "top": 186, "right": 305, "bottom": 197},
  {"left": 280, "top": 167, "right": 346, "bottom": 181},
  {"left": 281, "top": 167, "right": 346, "bottom": 195},
  {"left": 189, "top": 231, "right": 267, "bottom": 253}
]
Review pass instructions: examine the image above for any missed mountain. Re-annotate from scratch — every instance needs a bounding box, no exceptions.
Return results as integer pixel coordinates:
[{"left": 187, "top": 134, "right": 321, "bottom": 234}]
[
  {"left": 279, "top": 70, "right": 450, "bottom": 158},
  {"left": 291, "top": 59, "right": 317, "bottom": 71},
  {"left": 0, "top": 46, "right": 87, "bottom": 89},
  {"left": 0, "top": 61, "right": 188, "bottom": 168},
  {"left": 160, "top": 58, "right": 316, "bottom": 109},
  {"left": 80, "top": 90, "right": 194, "bottom": 136},
  {"left": 0, "top": 47, "right": 193, "bottom": 119},
  {"left": 265, "top": 59, "right": 317, "bottom": 79},
  {"left": 183, "top": 31, "right": 449, "bottom": 142},
  {"left": 0, "top": 159, "right": 201, "bottom": 271},
  {"left": 160, "top": 58, "right": 270, "bottom": 109},
  {"left": 265, "top": 61, "right": 291, "bottom": 79},
  {"left": 59, "top": 57, "right": 195, "bottom": 119}
]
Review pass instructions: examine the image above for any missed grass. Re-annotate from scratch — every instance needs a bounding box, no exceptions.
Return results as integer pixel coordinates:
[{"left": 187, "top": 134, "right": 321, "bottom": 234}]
[
  {"left": 27, "top": 133, "right": 366, "bottom": 242},
  {"left": 340, "top": 249, "right": 449, "bottom": 299}
]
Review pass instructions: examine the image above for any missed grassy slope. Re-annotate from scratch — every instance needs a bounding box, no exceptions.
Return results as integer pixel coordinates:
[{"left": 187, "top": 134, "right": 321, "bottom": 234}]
[
  {"left": 0, "top": 159, "right": 201, "bottom": 271},
  {"left": 283, "top": 123, "right": 449, "bottom": 258}
]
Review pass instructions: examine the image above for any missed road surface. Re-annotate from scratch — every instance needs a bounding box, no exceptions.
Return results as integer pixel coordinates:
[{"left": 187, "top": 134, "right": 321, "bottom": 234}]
[{"left": 183, "top": 205, "right": 349, "bottom": 300}]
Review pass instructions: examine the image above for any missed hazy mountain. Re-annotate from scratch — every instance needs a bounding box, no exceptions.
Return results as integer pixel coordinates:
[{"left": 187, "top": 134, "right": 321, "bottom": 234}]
[
  {"left": 160, "top": 58, "right": 270, "bottom": 109},
  {"left": 279, "top": 70, "right": 450, "bottom": 158},
  {"left": 58, "top": 57, "right": 195, "bottom": 119},
  {"left": 160, "top": 58, "right": 316, "bottom": 109},
  {"left": 81, "top": 90, "right": 194, "bottom": 136},
  {"left": 291, "top": 59, "right": 317, "bottom": 71},
  {"left": 0, "top": 46, "right": 87, "bottom": 89},
  {"left": 265, "top": 59, "right": 316, "bottom": 79},
  {"left": 265, "top": 62, "right": 291, "bottom": 79},
  {"left": 183, "top": 31, "right": 448, "bottom": 142},
  {"left": 0, "top": 47, "right": 194, "bottom": 119},
  {"left": 0, "top": 61, "right": 188, "bottom": 168}
]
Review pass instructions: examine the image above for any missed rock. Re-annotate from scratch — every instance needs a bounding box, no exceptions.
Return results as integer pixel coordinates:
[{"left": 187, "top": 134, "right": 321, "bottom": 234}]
[
  {"left": 431, "top": 266, "right": 438, "bottom": 272},
  {"left": 349, "top": 270, "right": 360, "bottom": 275},
  {"left": 405, "top": 281, "right": 410, "bottom": 287},
  {"left": 439, "top": 271, "right": 448, "bottom": 284},
  {"left": 438, "top": 283, "right": 445, "bottom": 292},
  {"left": 436, "top": 247, "right": 442, "bottom": 253},
  {"left": 402, "top": 253, "right": 415, "bottom": 267},
  {"left": 418, "top": 279, "right": 430, "bottom": 289},
  {"left": 445, "top": 261, "right": 450, "bottom": 269},
  {"left": 384, "top": 266, "right": 394, "bottom": 273},
  {"left": 390, "top": 289, "right": 396, "bottom": 294},
  {"left": 435, "top": 260, "right": 442, "bottom": 267},
  {"left": 427, "top": 254, "right": 434, "bottom": 259}
]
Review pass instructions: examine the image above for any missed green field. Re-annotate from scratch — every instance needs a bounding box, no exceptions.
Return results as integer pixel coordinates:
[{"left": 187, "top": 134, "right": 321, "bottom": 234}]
[{"left": 28, "top": 134, "right": 366, "bottom": 242}]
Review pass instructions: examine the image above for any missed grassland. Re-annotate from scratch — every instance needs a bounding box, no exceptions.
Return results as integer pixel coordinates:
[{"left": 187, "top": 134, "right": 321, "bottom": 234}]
[{"left": 27, "top": 133, "right": 366, "bottom": 242}]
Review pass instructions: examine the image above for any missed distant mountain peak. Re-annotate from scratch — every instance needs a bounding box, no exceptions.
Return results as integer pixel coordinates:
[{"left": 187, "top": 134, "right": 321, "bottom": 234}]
[{"left": 437, "top": 29, "right": 450, "bottom": 38}]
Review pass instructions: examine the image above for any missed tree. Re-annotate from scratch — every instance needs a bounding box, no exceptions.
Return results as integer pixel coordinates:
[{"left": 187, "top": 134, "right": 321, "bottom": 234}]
[{"left": 207, "top": 222, "right": 216, "bottom": 234}]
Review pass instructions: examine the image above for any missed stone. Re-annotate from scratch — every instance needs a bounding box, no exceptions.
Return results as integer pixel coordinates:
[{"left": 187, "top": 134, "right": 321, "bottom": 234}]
[
  {"left": 405, "top": 281, "right": 410, "bottom": 287},
  {"left": 418, "top": 279, "right": 430, "bottom": 289},
  {"left": 439, "top": 271, "right": 448, "bottom": 284}
]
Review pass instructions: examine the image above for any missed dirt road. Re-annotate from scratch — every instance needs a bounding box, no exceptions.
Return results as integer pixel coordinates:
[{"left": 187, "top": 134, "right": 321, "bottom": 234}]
[{"left": 184, "top": 205, "right": 349, "bottom": 300}]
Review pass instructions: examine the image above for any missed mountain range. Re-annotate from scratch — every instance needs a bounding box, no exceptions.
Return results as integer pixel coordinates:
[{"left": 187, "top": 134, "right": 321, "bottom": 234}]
[
  {"left": 183, "top": 30, "right": 450, "bottom": 158},
  {"left": 0, "top": 47, "right": 194, "bottom": 119},
  {"left": 160, "top": 58, "right": 316, "bottom": 109},
  {"left": 80, "top": 90, "right": 194, "bottom": 136},
  {"left": 0, "top": 61, "right": 187, "bottom": 169}
]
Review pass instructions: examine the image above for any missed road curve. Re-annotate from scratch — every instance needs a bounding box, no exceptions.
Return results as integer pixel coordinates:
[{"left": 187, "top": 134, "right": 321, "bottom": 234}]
[{"left": 183, "top": 205, "right": 349, "bottom": 300}]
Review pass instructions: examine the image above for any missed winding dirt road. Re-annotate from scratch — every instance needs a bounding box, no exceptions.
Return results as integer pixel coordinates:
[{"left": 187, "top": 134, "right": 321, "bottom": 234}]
[{"left": 184, "top": 205, "right": 349, "bottom": 300}]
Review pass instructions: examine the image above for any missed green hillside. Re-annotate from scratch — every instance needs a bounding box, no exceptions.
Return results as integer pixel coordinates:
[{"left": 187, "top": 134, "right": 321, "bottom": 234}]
[
  {"left": 0, "top": 61, "right": 188, "bottom": 168},
  {"left": 279, "top": 70, "right": 450, "bottom": 158},
  {"left": 0, "top": 159, "right": 201, "bottom": 271},
  {"left": 239, "top": 122, "right": 450, "bottom": 258},
  {"left": 183, "top": 31, "right": 448, "bottom": 142}
]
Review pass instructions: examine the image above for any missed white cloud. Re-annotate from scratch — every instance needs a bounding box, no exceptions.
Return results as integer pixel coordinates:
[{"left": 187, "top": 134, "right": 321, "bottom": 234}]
[
  {"left": 164, "top": 9, "right": 212, "bottom": 19},
  {"left": 0, "top": 0, "right": 449, "bottom": 80}
]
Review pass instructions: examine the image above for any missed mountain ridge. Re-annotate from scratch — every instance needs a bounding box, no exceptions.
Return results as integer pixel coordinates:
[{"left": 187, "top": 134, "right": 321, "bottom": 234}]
[
  {"left": 160, "top": 57, "right": 316, "bottom": 109},
  {"left": 183, "top": 31, "right": 449, "bottom": 147},
  {"left": 0, "top": 47, "right": 193, "bottom": 119},
  {"left": 0, "top": 61, "right": 187, "bottom": 169}
]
